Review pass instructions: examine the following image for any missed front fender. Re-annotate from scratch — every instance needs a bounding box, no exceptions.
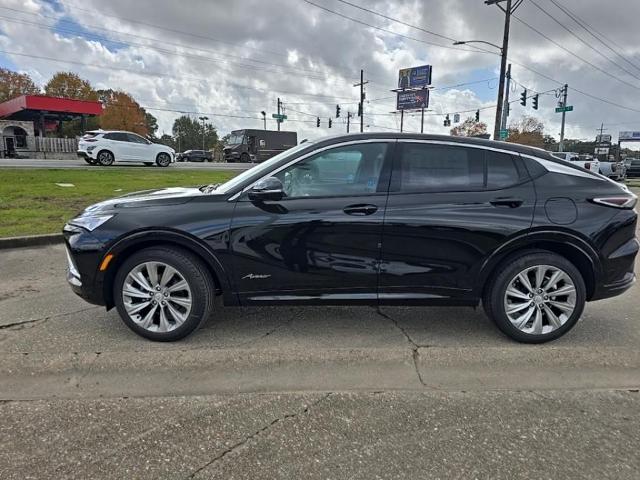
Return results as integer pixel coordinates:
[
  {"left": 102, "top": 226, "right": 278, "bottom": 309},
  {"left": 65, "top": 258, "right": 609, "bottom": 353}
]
[{"left": 100, "top": 228, "right": 237, "bottom": 308}]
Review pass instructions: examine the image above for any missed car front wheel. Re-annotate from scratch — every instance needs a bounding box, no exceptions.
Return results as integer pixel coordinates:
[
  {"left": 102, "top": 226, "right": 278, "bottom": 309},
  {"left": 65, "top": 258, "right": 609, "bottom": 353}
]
[
  {"left": 97, "top": 150, "right": 114, "bottom": 166},
  {"left": 484, "top": 251, "right": 586, "bottom": 343},
  {"left": 113, "top": 247, "right": 216, "bottom": 341},
  {"left": 156, "top": 153, "right": 171, "bottom": 167}
]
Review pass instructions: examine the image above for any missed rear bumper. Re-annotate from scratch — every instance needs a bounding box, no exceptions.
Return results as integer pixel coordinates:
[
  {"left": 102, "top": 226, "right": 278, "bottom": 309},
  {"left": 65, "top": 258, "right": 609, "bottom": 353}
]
[{"left": 591, "top": 236, "right": 639, "bottom": 301}]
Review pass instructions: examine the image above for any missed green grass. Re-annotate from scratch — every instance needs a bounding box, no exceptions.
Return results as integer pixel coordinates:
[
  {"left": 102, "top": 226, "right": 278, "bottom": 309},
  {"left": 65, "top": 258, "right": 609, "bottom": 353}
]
[{"left": 0, "top": 168, "right": 235, "bottom": 237}]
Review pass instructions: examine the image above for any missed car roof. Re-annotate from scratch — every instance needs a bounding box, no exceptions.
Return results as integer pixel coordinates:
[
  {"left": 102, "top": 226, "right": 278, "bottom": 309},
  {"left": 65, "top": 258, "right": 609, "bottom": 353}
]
[
  {"left": 86, "top": 130, "right": 138, "bottom": 134},
  {"left": 311, "top": 132, "right": 563, "bottom": 162}
]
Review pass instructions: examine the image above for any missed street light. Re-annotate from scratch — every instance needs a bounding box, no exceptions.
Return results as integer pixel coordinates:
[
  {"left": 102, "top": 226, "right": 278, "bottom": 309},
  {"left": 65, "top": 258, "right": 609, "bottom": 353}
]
[
  {"left": 453, "top": 40, "right": 503, "bottom": 53},
  {"left": 260, "top": 111, "right": 266, "bottom": 130},
  {"left": 198, "top": 116, "right": 209, "bottom": 151}
]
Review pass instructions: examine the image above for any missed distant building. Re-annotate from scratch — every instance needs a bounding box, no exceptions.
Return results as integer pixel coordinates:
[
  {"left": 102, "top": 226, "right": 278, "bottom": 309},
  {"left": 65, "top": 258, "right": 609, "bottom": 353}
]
[{"left": 0, "top": 95, "right": 102, "bottom": 158}]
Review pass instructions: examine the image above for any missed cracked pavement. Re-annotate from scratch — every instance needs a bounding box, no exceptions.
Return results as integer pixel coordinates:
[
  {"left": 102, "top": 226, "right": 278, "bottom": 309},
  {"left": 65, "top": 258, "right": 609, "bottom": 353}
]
[{"left": 0, "top": 243, "right": 639, "bottom": 478}]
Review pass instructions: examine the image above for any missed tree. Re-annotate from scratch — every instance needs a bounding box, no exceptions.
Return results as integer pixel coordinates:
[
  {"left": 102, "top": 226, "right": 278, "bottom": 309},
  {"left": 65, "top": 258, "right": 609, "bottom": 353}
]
[
  {"left": 144, "top": 110, "right": 159, "bottom": 138},
  {"left": 450, "top": 118, "right": 488, "bottom": 137},
  {"left": 171, "top": 115, "right": 218, "bottom": 151},
  {"left": 0, "top": 68, "right": 39, "bottom": 102},
  {"left": 98, "top": 90, "right": 148, "bottom": 136},
  {"left": 506, "top": 116, "right": 545, "bottom": 148},
  {"left": 44, "top": 72, "right": 97, "bottom": 100}
]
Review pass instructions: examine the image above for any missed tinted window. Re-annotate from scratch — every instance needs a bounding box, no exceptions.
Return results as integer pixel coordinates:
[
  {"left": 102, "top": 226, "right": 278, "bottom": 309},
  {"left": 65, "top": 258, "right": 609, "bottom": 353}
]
[
  {"left": 275, "top": 143, "right": 388, "bottom": 198},
  {"left": 486, "top": 152, "right": 520, "bottom": 189},
  {"left": 104, "top": 132, "right": 129, "bottom": 142},
  {"left": 396, "top": 144, "right": 484, "bottom": 192},
  {"left": 127, "top": 133, "right": 148, "bottom": 144}
]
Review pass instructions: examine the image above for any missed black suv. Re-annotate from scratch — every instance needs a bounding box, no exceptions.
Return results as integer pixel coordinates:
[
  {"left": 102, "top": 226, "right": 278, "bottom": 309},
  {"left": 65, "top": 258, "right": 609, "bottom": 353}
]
[
  {"left": 178, "top": 150, "right": 212, "bottom": 162},
  {"left": 63, "top": 134, "right": 638, "bottom": 343}
]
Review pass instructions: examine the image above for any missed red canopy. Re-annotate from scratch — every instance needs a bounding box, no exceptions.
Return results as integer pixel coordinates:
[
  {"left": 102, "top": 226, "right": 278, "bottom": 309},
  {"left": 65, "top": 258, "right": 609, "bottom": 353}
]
[{"left": 0, "top": 95, "right": 103, "bottom": 119}]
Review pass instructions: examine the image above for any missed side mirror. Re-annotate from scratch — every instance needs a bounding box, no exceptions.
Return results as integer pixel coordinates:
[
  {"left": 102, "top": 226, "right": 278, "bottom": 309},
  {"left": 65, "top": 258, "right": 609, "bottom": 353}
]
[{"left": 248, "top": 177, "right": 284, "bottom": 202}]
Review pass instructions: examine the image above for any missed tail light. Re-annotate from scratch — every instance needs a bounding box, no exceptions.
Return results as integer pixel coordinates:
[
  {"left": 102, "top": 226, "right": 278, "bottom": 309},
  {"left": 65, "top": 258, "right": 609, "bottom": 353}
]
[{"left": 590, "top": 195, "right": 637, "bottom": 209}]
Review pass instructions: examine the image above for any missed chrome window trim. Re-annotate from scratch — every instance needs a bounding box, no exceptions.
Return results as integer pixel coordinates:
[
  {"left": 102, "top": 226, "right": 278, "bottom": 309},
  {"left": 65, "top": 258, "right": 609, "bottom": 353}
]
[{"left": 227, "top": 138, "right": 398, "bottom": 201}]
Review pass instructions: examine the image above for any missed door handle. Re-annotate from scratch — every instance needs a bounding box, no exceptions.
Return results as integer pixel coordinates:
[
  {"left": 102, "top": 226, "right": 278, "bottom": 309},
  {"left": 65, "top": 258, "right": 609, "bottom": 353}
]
[
  {"left": 490, "top": 197, "right": 523, "bottom": 208},
  {"left": 343, "top": 204, "right": 378, "bottom": 216}
]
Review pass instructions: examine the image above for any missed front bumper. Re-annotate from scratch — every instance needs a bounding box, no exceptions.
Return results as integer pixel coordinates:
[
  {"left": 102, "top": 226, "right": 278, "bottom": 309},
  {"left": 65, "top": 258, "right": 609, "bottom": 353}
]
[{"left": 63, "top": 224, "right": 108, "bottom": 306}]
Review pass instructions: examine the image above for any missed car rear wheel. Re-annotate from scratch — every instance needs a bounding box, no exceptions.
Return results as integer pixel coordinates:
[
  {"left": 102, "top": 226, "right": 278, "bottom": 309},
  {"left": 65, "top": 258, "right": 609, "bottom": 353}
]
[
  {"left": 484, "top": 251, "right": 586, "bottom": 343},
  {"left": 97, "top": 150, "right": 114, "bottom": 166},
  {"left": 156, "top": 153, "right": 171, "bottom": 167},
  {"left": 113, "top": 246, "right": 215, "bottom": 341}
]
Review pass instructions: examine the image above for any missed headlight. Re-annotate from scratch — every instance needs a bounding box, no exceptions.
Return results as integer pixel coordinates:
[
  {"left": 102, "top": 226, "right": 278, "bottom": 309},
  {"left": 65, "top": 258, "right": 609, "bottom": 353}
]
[{"left": 69, "top": 214, "right": 114, "bottom": 231}]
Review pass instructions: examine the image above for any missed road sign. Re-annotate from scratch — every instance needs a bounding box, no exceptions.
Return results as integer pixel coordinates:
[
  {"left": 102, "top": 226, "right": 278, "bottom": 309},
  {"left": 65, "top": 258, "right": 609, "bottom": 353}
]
[
  {"left": 555, "top": 105, "right": 573, "bottom": 113},
  {"left": 396, "top": 89, "right": 429, "bottom": 111},
  {"left": 271, "top": 113, "right": 287, "bottom": 122},
  {"left": 398, "top": 65, "right": 432, "bottom": 89},
  {"left": 453, "top": 113, "right": 460, "bottom": 123},
  {"left": 596, "top": 134, "right": 612, "bottom": 143},
  {"left": 594, "top": 147, "right": 610, "bottom": 155},
  {"left": 499, "top": 129, "right": 509, "bottom": 140}
]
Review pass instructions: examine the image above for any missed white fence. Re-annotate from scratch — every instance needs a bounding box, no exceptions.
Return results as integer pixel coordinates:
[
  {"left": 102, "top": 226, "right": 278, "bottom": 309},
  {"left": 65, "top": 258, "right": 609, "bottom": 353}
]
[{"left": 35, "top": 137, "right": 78, "bottom": 153}]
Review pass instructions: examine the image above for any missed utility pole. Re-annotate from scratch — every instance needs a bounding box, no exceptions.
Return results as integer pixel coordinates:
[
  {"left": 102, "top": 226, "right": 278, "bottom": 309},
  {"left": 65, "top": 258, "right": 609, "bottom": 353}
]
[
  {"left": 276, "top": 97, "right": 282, "bottom": 132},
  {"left": 198, "top": 116, "right": 209, "bottom": 150},
  {"left": 420, "top": 107, "right": 425, "bottom": 133},
  {"left": 354, "top": 69, "right": 368, "bottom": 133},
  {"left": 346, "top": 112, "right": 352, "bottom": 133},
  {"left": 559, "top": 84, "right": 568, "bottom": 152},
  {"left": 485, "top": 0, "right": 523, "bottom": 141},
  {"left": 500, "top": 63, "right": 512, "bottom": 134},
  {"left": 597, "top": 123, "right": 607, "bottom": 137},
  {"left": 400, "top": 110, "right": 404, "bottom": 133}
]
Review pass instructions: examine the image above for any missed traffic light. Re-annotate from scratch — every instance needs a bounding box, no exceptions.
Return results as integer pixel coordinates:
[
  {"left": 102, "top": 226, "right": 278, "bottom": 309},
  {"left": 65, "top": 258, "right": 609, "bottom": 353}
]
[
  {"left": 336, "top": 104, "right": 341, "bottom": 118},
  {"left": 532, "top": 94, "right": 539, "bottom": 110},
  {"left": 316, "top": 117, "right": 320, "bottom": 127},
  {"left": 443, "top": 114, "right": 451, "bottom": 127},
  {"left": 475, "top": 109, "right": 480, "bottom": 122},
  {"left": 520, "top": 88, "right": 527, "bottom": 106},
  {"left": 328, "top": 118, "right": 332, "bottom": 128}
]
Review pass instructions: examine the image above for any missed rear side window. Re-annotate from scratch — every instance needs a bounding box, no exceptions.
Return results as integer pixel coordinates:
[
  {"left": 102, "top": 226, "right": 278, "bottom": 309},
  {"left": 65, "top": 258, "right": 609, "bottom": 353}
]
[
  {"left": 395, "top": 144, "right": 484, "bottom": 192},
  {"left": 104, "top": 132, "right": 129, "bottom": 141},
  {"left": 486, "top": 151, "right": 520, "bottom": 189}
]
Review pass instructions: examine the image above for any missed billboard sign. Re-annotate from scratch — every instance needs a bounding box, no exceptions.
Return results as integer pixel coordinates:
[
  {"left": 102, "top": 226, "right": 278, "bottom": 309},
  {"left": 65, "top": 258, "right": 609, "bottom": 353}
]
[
  {"left": 594, "top": 147, "right": 610, "bottom": 155},
  {"left": 396, "top": 89, "right": 429, "bottom": 110},
  {"left": 619, "top": 131, "right": 640, "bottom": 141},
  {"left": 398, "top": 65, "right": 432, "bottom": 89},
  {"left": 596, "top": 134, "right": 612, "bottom": 143}
]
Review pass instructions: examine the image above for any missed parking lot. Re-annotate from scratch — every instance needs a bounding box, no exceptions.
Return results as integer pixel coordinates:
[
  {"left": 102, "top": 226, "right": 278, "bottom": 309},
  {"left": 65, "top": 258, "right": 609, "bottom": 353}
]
[{"left": 1, "top": 239, "right": 639, "bottom": 478}]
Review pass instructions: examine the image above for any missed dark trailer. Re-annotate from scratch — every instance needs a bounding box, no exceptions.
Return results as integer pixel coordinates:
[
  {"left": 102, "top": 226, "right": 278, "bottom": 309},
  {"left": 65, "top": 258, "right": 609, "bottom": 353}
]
[{"left": 224, "top": 129, "right": 297, "bottom": 163}]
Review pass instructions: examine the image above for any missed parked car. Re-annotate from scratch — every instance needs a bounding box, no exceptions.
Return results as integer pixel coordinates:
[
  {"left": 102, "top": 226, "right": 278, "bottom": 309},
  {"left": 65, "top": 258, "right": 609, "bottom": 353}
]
[
  {"left": 64, "top": 133, "right": 637, "bottom": 343},
  {"left": 551, "top": 152, "right": 600, "bottom": 173},
  {"left": 77, "top": 130, "right": 175, "bottom": 167},
  {"left": 625, "top": 158, "right": 640, "bottom": 178},
  {"left": 598, "top": 158, "right": 626, "bottom": 181},
  {"left": 178, "top": 150, "right": 213, "bottom": 162}
]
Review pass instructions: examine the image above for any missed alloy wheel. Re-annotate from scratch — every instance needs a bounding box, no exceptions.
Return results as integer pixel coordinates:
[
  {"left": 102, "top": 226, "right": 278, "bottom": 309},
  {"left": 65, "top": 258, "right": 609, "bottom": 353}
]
[
  {"left": 157, "top": 153, "right": 171, "bottom": 167},
  {"left": 122, "top": 261, "right": 192, "bottom": 333},
  {"left": 503, "top": 264, "right": 577, "bottom": 335}
]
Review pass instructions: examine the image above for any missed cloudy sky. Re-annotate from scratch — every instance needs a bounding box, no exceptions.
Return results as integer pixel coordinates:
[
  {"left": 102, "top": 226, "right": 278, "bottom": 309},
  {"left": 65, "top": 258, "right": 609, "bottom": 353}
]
[{"left": 1, "top": 0, "right": 640, "bottom": 143}]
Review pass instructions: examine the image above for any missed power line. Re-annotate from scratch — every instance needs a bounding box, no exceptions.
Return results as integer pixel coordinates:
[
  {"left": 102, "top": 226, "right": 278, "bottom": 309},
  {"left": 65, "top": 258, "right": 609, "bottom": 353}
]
[
  {"left": 301, "top": 0, "right": 494, "bottom": 54},
  {"left": 0, "top": 49, "right": 357, "bottom": 101},
  {"left": 511, "top": 11, "right": 640, "bottom": 92},
  {"left": 528, "top": 0, "right": 640, "bottom": 82},
  {"left": 547, "top": 0, "right": 640, "bottom": 73}
]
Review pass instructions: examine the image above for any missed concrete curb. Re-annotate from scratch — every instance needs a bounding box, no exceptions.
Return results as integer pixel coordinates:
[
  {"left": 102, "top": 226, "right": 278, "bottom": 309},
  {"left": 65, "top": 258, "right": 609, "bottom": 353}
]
[{"left": 0, "top": 233, "right": 64, "bottom": 250}]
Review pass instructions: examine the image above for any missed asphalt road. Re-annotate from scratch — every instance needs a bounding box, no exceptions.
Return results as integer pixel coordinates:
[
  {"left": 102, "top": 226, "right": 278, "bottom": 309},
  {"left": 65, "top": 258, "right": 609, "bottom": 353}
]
[
  {"left": 1, "top": 242, "right": 639, "bottom": 478},
  {"left": 0, "top": 157, "right": 252, "bottom": 171}
]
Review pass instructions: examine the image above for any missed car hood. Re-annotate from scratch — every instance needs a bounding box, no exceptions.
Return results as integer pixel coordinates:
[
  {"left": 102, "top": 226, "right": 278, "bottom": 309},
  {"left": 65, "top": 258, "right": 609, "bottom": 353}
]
[{"left": 82, "top": 187, "right": 208, "bottom": 213}]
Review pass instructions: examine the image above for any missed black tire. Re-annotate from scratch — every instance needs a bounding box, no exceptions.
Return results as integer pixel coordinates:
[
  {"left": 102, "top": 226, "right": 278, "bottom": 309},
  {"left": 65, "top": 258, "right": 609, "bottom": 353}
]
[
  {"left": 97, "top": 150, "right": 114, "bottom": 166},
  {"left": 240, "top": 153, "right": 250, "bottom": 163},
  {"left": 113, "top": 246, "right": 216, "bottom": 341},
  {"left": 144, "top": 162, "right": 154, "bottom": 166},
  {"left": 156, "top": 152, "right": 171, "bottom": 167},
  {"left": 483, "top": 250, "right": 586, "bottom": 343}
]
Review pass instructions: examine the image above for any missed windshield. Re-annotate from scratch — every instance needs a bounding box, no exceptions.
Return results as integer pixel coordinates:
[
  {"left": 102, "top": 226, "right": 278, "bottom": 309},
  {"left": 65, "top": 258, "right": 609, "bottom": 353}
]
[
  {"left": 215, "top": 142, "right": 313, "bottom": 194},
  {"left": 228, "top": 133, "right": 245, "bottom": 145}
]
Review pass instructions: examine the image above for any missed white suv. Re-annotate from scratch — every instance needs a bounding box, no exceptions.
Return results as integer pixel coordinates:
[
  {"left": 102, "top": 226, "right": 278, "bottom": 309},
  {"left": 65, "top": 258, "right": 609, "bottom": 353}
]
[{"left": 78, "top": 130, "right": 175, "bottom": 167}]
